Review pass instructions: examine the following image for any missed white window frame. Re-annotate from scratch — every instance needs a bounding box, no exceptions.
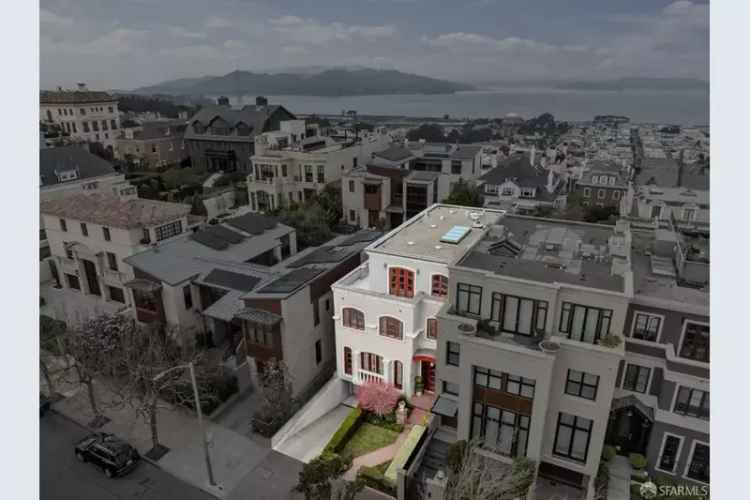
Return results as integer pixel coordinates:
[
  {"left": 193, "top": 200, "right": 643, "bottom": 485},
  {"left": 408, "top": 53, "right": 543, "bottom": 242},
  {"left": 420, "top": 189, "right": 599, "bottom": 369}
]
[
  {"left": 677, "top": 319, "right": 710, "bottom": 364},
  {"left": 621, "top": 362, "right": 653, "bottom": 394},
  {"left": 629, "top": 311, "right": 665, "bottom": 343},
  {"left": 651, "top": 204, "right": 663, "bottom": 219},
  {"left": 612, "top": 190, "right": 621, "bottom": 200},
  {"left": 683, "top": 439, "right": 710, "bottom": 485},
  {"left": 485, "top": 184, "right": 498, "bottom": 194},
  {"left": 583, "top": 187, "right": 591, "bottom": 198},
  {"left": 655, "top": 432, "right": 684, "bottom": 475},
  {"left": 683, "top": 207, "right": 696, "bottom": 222},
  {"left": 597, "top": 189, "right": 606, "bottom": 199}
]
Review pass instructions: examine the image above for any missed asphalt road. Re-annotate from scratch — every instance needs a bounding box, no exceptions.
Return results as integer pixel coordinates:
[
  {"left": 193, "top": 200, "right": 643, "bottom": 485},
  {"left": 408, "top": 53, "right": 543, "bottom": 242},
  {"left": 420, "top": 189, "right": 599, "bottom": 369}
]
[{"left": 41, "top": 411, "right": 216, "bottom": 500}]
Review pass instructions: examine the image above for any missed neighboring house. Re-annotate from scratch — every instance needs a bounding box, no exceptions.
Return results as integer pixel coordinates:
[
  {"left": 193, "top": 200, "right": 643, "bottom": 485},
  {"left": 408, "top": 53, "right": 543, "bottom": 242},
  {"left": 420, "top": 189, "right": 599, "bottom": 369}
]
[
  {"left": 332, "top": 205, "right": 506, "bottom": 401},
  {"left": 40, "top": 84, "right": 120, "bottom": 150},
  {"left": 479, "top": 152, "right": 567, "bottom": 214},
  {"left": 617, "top": 223, "right": 709, "bottom": 488},
  {"left": 247, "top": 119, "right": 391, "bottom": 212},
  {"left": 183, "top": 97, "right": 296, "bottom": 173},
  {"left": 40, "top": 193, "right": 192, "bottom": 323},
  {"left": 124, "top": 212, "right": 297, "bottom": 343},
  {"left": 116, "top": 120, "right": 188, "bottom": 168},
  {"left": 575, "top": 160, "right": 629, "bottom": 208},
  {"left": 434, "top": 214, "right": 631, "bottom": 498},
  {"left": 341, "top": 142, "right": 483, "bottom": 230}
]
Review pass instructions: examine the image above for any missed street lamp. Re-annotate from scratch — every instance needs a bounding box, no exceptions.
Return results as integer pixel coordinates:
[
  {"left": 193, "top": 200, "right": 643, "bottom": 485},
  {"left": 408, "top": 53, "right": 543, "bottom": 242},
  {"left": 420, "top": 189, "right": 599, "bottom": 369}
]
[{"left": 153, "top": 362, "right": 217, "bottom": 487}]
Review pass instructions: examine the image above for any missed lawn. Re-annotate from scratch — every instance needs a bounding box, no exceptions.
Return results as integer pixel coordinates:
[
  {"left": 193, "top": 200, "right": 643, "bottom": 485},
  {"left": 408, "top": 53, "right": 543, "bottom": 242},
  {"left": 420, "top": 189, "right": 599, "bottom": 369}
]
[{"left": 340, "top": 423, "right": 400, "bottom": 458}]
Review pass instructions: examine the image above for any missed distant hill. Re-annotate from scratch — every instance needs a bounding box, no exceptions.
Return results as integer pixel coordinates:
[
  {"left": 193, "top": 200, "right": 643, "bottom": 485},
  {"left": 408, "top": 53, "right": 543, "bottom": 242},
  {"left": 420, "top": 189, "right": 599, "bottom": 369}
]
[
  {"left": 555, "top": 78, "right": 708, "bottom": 91},
  {"left": 134, "top": 68, "right": 473, "bottom": 97}
]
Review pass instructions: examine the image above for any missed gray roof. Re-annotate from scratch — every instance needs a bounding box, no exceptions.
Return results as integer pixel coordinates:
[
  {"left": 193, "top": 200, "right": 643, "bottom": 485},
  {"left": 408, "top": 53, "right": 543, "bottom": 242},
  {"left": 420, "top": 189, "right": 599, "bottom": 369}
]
[
  {"left": 226, "top": 213, "right": 279, "bottom": 235},
  {"left": 406, "top": 171, "right": 441, "bottom": 182},
  {"left": 373, "top": 145, "right": 414, "bottom": 162},
  {"left": 202, "top": 289, "right": 245, "bottom": 322},
  {"left": 124, "top": 121, "right": 187, "bottom": 141},
  {"left": 40, "top": 146, "right": 117, "bottom": 188},
  {"left": 637, "top": 158, "right": 709, "bottom": 191},
  {"left": 451, "top": 145, "right": 482, "bottom": 160},
  {"left": 183, "top": 104, "right": 295, "bottom": 142},
  {"left": 479, "top": 154, "right": 547, "bottom": 188},
  {"left": 256, "top": 267, "right": 326, "bottom": 294},
  {"left": 41, "top": 90, "right": 116, "bottom": 104},
  {"left": 202, "top": 269, "right": 261, "bottom": 292}
]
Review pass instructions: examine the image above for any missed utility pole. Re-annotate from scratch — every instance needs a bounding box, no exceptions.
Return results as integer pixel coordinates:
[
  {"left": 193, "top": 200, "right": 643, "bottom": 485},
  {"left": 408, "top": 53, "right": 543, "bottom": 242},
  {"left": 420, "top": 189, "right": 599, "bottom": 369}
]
[{"left": 188, "top": 362, "right": 216, "bottom": 487}]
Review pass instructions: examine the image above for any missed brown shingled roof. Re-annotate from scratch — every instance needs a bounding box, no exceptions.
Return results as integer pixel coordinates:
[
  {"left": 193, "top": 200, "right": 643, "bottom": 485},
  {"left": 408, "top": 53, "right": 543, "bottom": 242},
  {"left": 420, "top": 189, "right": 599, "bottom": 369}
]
[
  {"left": 40, "top": 90, "right": 117, "bottom": 104},
  {"left": 40, "top": 193, "right": 190, "bottom": 229}
]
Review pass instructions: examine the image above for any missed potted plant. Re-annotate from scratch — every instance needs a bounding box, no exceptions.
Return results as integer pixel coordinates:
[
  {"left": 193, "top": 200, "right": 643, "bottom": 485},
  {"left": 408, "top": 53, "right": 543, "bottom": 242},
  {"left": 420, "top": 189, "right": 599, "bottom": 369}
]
[
  {"left": 598, "top": 334, "right": 623, "bottom": 348},
  {"left": 414, "top": 376, "right": 424, "bottom": 396},
  {"left": 457, "top": 322, "right": 476, "bottom": 336},
  {"left": 538, "top": 339, "right": 560, "bottom": 354}
]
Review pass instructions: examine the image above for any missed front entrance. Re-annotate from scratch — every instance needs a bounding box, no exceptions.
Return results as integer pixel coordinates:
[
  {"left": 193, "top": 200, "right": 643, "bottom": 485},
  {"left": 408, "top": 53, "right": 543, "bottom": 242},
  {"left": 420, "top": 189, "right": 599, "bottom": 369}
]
[
  {"left": 605, "top": 405, "right": 652, "bottom": 455},
  {"left": 420, "top": 361, "right": 435, "bottom": 393},
  {"left": 368, "top": 210, "right": 380, "bottom": 229},
  {"left": 81, "top": 259, "right": 101, "bottom": 296}
]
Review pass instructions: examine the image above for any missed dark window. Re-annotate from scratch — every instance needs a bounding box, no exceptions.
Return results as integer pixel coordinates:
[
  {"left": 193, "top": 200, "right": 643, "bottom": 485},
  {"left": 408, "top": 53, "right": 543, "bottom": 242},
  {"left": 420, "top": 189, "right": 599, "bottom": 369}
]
[
  {"left": 65, "top": 245, "right": 74, "bottom": 260},
  {"left": 155, "top": 221, "right": 183, "bottom": 241},
  {"left": 80, "top": 108, "right": 86, "bottom": 116},
  {"left": 183, "top": 285, "right": 193, "bottom": 309},
  {"left": 246, "top": 322, "right": 274, "bottom": 346},
  {"left": 442, "top": 381, "right": 459, "bottom": 396},
  {"left": 60, "top": 219, "right": 67, "bottom": 232},
  {"left": 102, "top": 120, "right": 108, "bottom": 131},
  {"left": 674, "top": 387, "right": 709, "bottom": 419},
  {"left": 446, "top": 341, "right": 460, "bottom": 366},
  {"left": 108, "top": 106, "right": 114, "bottom": 113},
  {"left": 313, "top": 300, "right": 320, "bottom": 326},
  {"left": 142, "top": 228, "right": 151, "bottom": 244},
  {"left": 342, "top": 308, "right": 365, "bottom": 330},
  {"left": 679, "top": 322, "right": 709, "bottom": 363},
  {"left": 316, "top": 165, "right": 325, "bottom": 183},
  {"left": 102, "top": 227, "right": 111, "bottom": 241},
  {"left": 379, "top": 316, "right": 403, "bottom": 340},
  {"left": 315, "top": 340, "right": 322, "bottom": 365},
  {"left": 393, "top": 361, "right": 403, "bottom": 389},
  {"left": 106, "top": 252, "right": 118, "bottom": 271},
  {"left": 92, "top": 121, "right": 99, "bottom": 131},
  {"left": 658, "top": 435, "right": 682, "bottom": 473},
  {"left": 426, "top": 318, "right": 438, "bottom": 340},
  {"left": 623, "top": 364, "right": 651, "bottom": 393},
  {"left": 360, "top": 352, "right": 383, "bottom": 374},
  {"left": 325, "top": 299, "right": 330, "bottom": 311},
  {"left": 82, "top": 122, "right": 90, "bottom": 133},
  {"left": 559, "top": 302, "right": 612, "bottom": 343},
  {"left": 553, "top": 413, "right": 593, "bottom": 463},
  {"left": 282, "top": 164, "right": 287, "bottom": 177},
  {"left": 451, "top": 161, "right": 462, "bottom": 174},
  {"left": 470, "top": 402, "right": 529, "bottom": 457},
  {"left": 633, "top": 313, "right": 661, "bottom": 341},
  {"left": 565, "top": 370, "right": 599, "bottom": 400},
  {"left": 344, "top": 347, "right": 352, "bottom": 375},
  {"left": 80, "top": 223, "right": 88, "bottom": 236},
  {"left": 109, "top": 286, "right": 125, "bottom": 303},
  {"left": 490, "top": 293, "right": 548, "bottom": 336},
  {"left": 305, "top": 165, "right": 313, "bottom": 182},
  {"left": 431, "top": 274, "right": 448, "bottom": 298},
  {"left": 349, "top": 180, "right": 355, "bottom": 192},
  {"left": 456, "top": 283, "right": 482, "bottom": 316},
  {"left": 349, "top": 210, "right": 356, "bottom": 222},
  {"left": 66, "top": 274, "right": 80, "bottom": 290},
  {"left": 110, "top": 119, "right": 117, "bottom": 130},
  {"left": 389, "top": 267, "right": 415, "bottom": 298},
  {"left": 474, "top": 367, "right": 535, "bottom": 399},
  {"left": 686, "top": 443, "right": 710, "bottom": 483}
]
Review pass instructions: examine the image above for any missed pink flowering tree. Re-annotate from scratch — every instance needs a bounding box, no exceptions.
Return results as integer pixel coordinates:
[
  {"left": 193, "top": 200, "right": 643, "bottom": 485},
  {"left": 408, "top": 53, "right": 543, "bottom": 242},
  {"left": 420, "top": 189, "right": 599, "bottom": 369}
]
[{"left": 356, "top": 381, "right": 401, "bottom": 416}]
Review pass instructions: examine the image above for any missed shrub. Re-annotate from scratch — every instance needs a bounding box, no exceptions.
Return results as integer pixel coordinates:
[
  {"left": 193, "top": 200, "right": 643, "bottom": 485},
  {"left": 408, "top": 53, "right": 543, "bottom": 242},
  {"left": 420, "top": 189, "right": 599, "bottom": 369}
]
[
  {"left": 629, "top": 453, "right": 648, "bottom": 470},
  {"left": 357, "top": 381, "right": 400, "bottom": 417},
  {"left": 602, "top": 445, "right": 617, "bottom": 462},
  {"left": 365, "top": 412, "right": 404, "bottom": 433},
  {"left": 357, "top": 465, "right": 396, "bottom": 496},
  {"left": 599, "top": 334, "right": 623, "bottom": 348},
  {"left": 295, "top": 451, "right": 352, "bottom": 499},
  {"left": 323, "top": 407, "right": 363, "bottom": 454},
  {"left": 167, "top": 373, "right": 238, "bottom": 415},
  {"left": 447, "top": 440, "right": 467, "bottom": 474}
]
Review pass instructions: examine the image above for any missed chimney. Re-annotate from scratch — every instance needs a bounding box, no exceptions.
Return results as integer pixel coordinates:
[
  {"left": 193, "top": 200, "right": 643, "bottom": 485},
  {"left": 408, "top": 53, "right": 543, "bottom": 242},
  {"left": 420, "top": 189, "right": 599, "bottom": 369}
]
[
  {"left": 255, "top": 96, "right": 268, "bottom": 107},
  {"left": 217, "top": 96, "right": 230, "bottom": 106},
  {"left": 77, "top": 83, "right": 87, "bottom": 91}
]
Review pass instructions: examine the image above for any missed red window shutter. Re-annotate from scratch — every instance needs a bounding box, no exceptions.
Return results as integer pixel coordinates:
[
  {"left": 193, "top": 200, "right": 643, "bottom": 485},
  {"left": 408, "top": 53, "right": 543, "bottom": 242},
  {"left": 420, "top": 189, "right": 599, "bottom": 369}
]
[{"left": 389, "top": 268, "right": 414, "bottom": 298}]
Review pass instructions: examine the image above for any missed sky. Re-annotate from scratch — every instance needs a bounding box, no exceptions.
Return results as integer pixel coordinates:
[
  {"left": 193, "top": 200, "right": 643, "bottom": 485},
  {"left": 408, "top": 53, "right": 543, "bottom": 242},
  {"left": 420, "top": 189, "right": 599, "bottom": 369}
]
[{"left": 40, "top": 0, "right": 709, "bottom": 90}]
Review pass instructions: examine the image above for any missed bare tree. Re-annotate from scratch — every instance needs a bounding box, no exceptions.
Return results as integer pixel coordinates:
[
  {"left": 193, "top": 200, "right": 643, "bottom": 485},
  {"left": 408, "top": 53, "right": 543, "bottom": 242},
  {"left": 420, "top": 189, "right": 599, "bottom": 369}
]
[
  {"left": 252, "top": 358, "right": 294, "bottom": 436},
  {"left": 40, "top": 315, "right": 67, "bottom": 398}
]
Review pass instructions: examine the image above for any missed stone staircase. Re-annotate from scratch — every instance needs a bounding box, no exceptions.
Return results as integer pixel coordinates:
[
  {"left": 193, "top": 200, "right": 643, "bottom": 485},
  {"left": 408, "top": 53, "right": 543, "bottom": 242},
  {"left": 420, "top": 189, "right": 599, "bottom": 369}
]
[{"left": 416, "top": 438, "right": 450, "bottom": 482}]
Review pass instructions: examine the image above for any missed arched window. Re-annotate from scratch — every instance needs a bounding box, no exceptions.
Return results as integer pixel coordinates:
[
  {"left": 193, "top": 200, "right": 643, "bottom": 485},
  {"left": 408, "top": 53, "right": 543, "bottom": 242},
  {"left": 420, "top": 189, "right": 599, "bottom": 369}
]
[
  {"left": 431, "top": 274, "right": 448, "bottom": 298},
  {"left": 343, "top": 347, "right": 352, "bottom": 375},
  {"left": 426, "top": 318, "right": 438, "bottom": 340},
  {"left": 393, "top": 361, "right": 403, "bottom": 389},
  {"left": 389, "top": 267, "right": 414, "bottom": 298},
  {"left": 343, "top": 308, "right": 365, "bottom": 330},
  {"left": 360, "top": 352, "right": 383, "bottom": 374},
  {"left": 379, "top": 316, "right": 403, "bottom": 340}
]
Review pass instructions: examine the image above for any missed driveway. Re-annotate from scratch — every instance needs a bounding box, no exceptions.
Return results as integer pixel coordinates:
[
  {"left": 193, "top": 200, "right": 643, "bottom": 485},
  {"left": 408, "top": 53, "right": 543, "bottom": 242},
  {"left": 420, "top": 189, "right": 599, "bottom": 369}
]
[{"left": 274, "top": 405, "right": 351, "bottom": 463}]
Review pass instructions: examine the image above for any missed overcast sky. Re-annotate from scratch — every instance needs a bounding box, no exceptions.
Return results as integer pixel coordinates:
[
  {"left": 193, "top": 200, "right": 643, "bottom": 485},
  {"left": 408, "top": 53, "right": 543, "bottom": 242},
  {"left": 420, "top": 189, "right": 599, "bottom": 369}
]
[{"left": 40, "top": 0, "right": 709, "bottom": 90}]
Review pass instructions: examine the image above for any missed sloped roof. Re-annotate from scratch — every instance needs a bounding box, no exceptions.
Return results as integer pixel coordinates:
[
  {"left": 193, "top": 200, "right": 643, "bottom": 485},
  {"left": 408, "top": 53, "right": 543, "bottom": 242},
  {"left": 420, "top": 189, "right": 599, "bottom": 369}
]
[
  {"left": 41, "top": 90, "right": 116, "bottom": 104},
  {"left": 40, "top": 146, "right": 117, "bottom": 188},
  {"left": 184, "top": 104, "right": 295, "bottom": 141},
  {"left": 373, "top": 145, "right": 414, "bottom": 162},
  {"left": 40, "top": 193, "right": 190, "bottom": 229},
  {"left": 480, "top": 154, "right": 547, "bottom": 188}
]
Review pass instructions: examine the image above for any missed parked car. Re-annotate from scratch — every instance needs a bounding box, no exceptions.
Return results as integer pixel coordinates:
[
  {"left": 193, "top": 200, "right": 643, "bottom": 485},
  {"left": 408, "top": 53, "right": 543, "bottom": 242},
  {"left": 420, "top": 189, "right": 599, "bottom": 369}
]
[
  {"left": 74, "top": 433, "right": 140, "bottom": 478},
  {"left": 40, "top": 394, "right": 51, "bottom": 417}
]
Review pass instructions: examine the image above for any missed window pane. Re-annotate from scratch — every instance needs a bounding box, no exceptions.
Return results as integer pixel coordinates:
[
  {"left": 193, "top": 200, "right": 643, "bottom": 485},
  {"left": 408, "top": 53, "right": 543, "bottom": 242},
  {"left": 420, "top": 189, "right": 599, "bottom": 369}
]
[
  {"left": 503, "top": 296, "right": 518, "bottom": 331},
  {"left": 571, "top": 430, "right": 589, "bottom": 460},
  {"left": 518, "top": 299, "right": 533, "bottom": 334},
  {"left": 571, "top": 306, "right": 586, "bottom": 338},
  {"left": 555, "top": 426, "right": 572, "bottom": 455},
  {"left": 583, "top": 308, "right": 600, "bottom": 343}
]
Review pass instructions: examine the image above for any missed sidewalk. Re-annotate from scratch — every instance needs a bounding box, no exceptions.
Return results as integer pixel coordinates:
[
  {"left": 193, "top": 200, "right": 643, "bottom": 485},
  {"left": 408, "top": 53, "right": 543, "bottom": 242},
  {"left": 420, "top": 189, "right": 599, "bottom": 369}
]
[
  {"left": 607, "top": 455, "right": 631, "bottom": 500},
  {"left": 53, "top": 378, "right": 272, "bottom": 498}
]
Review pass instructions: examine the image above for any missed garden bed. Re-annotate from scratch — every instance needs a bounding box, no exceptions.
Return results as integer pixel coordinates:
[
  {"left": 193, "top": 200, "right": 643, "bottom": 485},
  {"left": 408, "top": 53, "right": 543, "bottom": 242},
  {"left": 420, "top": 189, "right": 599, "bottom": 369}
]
[{"left": 340, "top": 423, "right": 400, "bottom": 458}]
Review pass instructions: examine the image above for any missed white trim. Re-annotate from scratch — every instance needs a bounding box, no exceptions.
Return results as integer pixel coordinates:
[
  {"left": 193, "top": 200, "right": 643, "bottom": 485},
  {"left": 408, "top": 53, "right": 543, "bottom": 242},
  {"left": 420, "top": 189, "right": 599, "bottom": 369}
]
[
  {"left": 682, "top": 439, "right": 710, "bottom": 485},
  {"left": 629, "top": 310, "right": 666, "bottom": 343},
  {"left": 676, "top": 319, "right": 710, "bottom": 364},
  {"left": 655, "top": 432, "right": 684, "bottom": 475},
  {"left": 621, "top": 362, "right": 654, "bottom": 394}
]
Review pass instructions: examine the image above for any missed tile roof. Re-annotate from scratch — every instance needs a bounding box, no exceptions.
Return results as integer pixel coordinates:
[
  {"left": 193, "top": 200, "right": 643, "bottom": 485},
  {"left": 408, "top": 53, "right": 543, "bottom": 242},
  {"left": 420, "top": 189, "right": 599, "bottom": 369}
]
[
  {"left": 40, "top": 146, "right": 117, "bottom": 188},
  {"left": 40, "top": 193, "right": 190, "bottom": 229},
  {"left": 183, "top": 104, "right": 295, "bottom": 142},
  {"left": 41, "top": 90, "right": 116, "bottom": 104}
]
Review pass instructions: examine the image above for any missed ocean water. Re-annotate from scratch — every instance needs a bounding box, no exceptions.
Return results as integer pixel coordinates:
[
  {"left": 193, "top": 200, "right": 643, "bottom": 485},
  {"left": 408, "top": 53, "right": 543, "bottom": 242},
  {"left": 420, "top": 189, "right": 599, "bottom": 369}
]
[{"left": 226, "top": 88, "right": 709, "bottom": 125}]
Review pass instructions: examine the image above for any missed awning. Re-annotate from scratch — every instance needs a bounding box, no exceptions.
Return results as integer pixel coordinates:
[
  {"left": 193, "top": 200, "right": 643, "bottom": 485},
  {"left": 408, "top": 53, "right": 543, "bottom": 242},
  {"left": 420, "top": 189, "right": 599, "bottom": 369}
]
[
  {"left": 611, "top": 395, "right": 655, "bottom": 422},
  {"left": 234, "top": 307, "right": 282, "bottom": 326},
  {"left": 123, "top": 279, "right": 162, "bottom": 292},
  {"left": 385, "top": 204, "right": 404, "bottom": 213},
  {"left": 413, "top": 349, "right": 436, "bottom": 362},
  {"left": 432, "top": 396, "right": 458, "bottom": 418},
  {"left": 202, "top": 290, "right": 244, "bottom": 322}
]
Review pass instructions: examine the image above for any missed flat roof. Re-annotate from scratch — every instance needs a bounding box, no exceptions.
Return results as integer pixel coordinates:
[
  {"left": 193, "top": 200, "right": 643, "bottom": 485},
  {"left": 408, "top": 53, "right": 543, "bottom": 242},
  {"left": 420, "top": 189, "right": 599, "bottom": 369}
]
[
  {"left": 371, "top": 205, "right": 505, "bottom": 265},
  {"left": 456, "top": 216, "right": 627, "bottom": 292}
]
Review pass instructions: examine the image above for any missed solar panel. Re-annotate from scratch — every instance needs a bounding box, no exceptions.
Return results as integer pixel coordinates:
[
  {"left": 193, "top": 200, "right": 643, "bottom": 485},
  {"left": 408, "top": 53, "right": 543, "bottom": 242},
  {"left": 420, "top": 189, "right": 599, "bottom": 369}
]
[
  {"left": 205, "top": 225, "right": 245, "bottom": 244},
  {"left": 191, "top": 230, "right": 229, "bottom": 250},
  {"left": 440, "top": 226, "right": 471, "bottom": 244},
  {"left": 257, "top": 267, "right": 325, "bottom": 294},
  {"left": 286, "top": 246, "right": 353, "bottom": 268},
  {"left": 340, "top": 229, "right": 382, "bottom": 246},
  {"left": 203, "top": 269, "right": 260, "bottom": 292}
]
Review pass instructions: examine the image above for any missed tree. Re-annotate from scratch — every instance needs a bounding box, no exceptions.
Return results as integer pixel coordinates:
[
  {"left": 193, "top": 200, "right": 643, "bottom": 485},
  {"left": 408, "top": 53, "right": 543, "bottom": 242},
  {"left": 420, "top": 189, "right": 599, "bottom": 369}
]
[
  {"left": 278, "top": 203, "right": 334, "bottom": 249},
  {"left": 316, "top": 184, "right": 343, "bottom": 228},
  {"left": 444, "top": 178, "right": 484, "bottom": 207},
  {"left": 252, "top": 358, "right": 295, "bottom": 437},
  {"left": 356, "top": 381, "right": 400, "bottom": 416},
  {"left": 294, "top": 451, "right": 353, "bottom": 500},
  {"left": 40, "top": 315, "right": 67, "bottom": 397},
  {"left": 406, "top": 123, "right": 446, "bottom": 143}
]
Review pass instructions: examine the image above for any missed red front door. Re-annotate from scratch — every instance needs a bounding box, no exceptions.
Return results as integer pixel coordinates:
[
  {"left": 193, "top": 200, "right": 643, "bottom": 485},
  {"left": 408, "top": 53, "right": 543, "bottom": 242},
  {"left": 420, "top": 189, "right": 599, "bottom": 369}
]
[{"left": 421, "top": 361, "right": 435, "bottom": 392}]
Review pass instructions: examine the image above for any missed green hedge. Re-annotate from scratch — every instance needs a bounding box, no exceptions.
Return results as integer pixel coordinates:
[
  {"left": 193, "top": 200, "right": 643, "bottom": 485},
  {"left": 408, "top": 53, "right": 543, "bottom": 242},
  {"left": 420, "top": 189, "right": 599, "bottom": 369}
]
[
  {"left": 323, "top": 407, "right": 363, "bottom": 454},
  {"left": 358, "top": 464, "right": 396, "bottom": 496},
  {"left": 602, "top": 445, "right": 617, "bottom": 462},
  {"left": 629, "top": 453, "right": 648, "bottom": 470}
]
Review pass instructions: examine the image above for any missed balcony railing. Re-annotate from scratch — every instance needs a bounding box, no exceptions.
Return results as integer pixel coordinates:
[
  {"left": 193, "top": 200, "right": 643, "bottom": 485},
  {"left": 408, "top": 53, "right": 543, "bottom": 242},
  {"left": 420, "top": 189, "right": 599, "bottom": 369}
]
[{"left": 358, "top": 370, "right": 385, "bottom": 385}]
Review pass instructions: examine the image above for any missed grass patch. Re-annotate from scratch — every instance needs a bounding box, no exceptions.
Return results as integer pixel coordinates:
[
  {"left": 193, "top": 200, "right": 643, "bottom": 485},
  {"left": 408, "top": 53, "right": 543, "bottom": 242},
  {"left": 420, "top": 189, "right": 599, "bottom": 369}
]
[{"left": 340, "top": 423, "right": 399, "bottom": 458}]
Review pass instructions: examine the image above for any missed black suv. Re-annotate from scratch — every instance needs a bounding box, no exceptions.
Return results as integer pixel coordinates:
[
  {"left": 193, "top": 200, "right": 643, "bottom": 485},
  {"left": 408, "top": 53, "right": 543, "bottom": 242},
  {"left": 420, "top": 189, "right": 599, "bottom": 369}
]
[{"left": 74, "top": 433, "right": 140, "bottom": 478}]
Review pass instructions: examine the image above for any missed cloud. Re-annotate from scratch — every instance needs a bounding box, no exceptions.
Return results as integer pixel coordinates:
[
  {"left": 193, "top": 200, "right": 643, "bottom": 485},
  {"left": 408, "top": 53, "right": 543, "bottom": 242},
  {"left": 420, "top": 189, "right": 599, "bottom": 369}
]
[
  {"left": 166, "top": 25, "right": 206, "bottom": 40},
  {"left": 269, "top": 16, "right": 396, "bottom": 45},
  {"left": 205, "top": 16, "right": 235, "bottom": 29},
  {"left": 40, "top": 8, "right": 73, "bottom": 27}
]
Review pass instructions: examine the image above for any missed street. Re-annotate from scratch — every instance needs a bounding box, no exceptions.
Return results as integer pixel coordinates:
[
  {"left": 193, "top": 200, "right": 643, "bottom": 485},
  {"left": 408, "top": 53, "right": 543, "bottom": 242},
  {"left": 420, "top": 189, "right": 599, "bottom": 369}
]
[{"left": 40, "top": 411, "right": 216, "bottom": 500}]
